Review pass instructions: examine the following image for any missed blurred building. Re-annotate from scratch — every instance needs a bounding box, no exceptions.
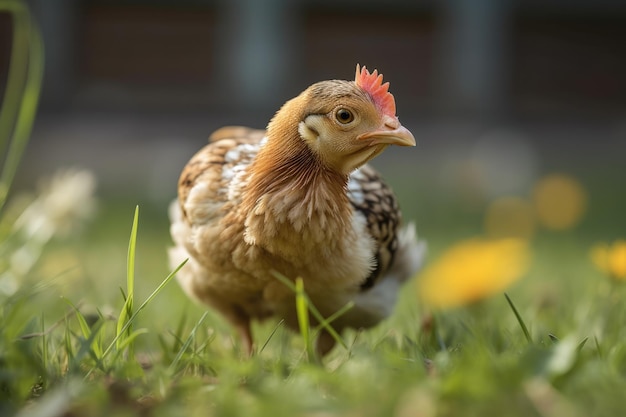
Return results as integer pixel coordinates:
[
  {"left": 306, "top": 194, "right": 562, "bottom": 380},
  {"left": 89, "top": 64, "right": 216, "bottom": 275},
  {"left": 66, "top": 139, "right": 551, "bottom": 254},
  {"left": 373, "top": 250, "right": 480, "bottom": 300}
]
[
  {"left": 1, "top": 0, "right": 625, "bottom": 201},
  {"left": 4, "top": 0, "right": 625, "bottom": 120}
]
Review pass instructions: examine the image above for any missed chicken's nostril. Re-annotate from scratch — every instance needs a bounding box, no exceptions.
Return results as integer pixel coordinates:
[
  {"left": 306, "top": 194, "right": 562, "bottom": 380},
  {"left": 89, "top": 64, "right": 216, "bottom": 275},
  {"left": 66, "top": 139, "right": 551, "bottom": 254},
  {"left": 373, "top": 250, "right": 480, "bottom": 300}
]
[
  {"left": 385, "top": 121, "right": 399, "bottom": 130},
  {"left": 382, "top": 115, "right": 400, "bottom": 130}
]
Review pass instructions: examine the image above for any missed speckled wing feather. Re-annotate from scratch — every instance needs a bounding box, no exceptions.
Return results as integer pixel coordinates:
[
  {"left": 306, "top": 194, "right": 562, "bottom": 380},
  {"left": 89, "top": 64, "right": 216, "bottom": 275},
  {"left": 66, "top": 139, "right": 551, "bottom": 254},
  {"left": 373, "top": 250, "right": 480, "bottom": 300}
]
[
  {"left": 177, "top": 126, "right": 265, "bottom": 221},
  {"left": 348, "top": 165, "right": 401, "bottom": 291}
]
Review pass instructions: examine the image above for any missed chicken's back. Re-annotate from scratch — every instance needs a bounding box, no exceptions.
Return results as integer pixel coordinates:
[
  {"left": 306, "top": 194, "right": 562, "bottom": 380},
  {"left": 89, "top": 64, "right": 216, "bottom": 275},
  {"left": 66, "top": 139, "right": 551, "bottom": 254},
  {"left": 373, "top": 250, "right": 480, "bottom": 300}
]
[{"left": 177, "top": 126, "right": 265, "bottom": 220}]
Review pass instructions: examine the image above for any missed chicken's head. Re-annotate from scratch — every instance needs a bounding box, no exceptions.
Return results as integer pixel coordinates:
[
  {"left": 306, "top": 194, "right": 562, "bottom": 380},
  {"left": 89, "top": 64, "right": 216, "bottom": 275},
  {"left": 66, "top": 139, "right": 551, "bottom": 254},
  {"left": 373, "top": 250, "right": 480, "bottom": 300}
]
[{"left": 266, "top": 65, "right": 416, "bottom": 175}]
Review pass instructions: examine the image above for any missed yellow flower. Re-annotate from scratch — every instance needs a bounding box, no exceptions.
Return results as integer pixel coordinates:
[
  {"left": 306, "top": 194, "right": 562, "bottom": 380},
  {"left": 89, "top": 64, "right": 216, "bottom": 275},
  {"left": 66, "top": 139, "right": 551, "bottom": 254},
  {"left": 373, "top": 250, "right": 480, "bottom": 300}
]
[
  {"left": 591, "top": 240, "right": 626, "bottom": 280},
  {"left": 417, "top": 238, "right": 530, "bottom": 309},
  {"left": 484, "top": 197, "right": 535, "bottom": 239},
  {"left": 532, "top": 174, "right": 587, "bottom": 231}
]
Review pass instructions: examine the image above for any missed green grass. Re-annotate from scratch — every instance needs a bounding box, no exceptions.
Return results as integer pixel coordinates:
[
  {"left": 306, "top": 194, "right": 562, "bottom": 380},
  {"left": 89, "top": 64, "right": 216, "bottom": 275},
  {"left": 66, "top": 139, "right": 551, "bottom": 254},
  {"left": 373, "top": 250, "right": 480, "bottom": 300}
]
[{"left": 0, "top": 198, "right": 625, "bottom": 417}]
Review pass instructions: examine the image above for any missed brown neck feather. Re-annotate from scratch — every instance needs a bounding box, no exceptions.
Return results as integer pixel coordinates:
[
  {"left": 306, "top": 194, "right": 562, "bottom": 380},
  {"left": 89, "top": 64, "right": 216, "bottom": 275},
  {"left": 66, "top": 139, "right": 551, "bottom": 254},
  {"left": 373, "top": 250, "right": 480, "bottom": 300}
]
[
  {"left": 241, "top": 103, "right": 352, "bottom": 237},
  {"left": 244, "top": 128, "right": 349, "bottom": 215}
]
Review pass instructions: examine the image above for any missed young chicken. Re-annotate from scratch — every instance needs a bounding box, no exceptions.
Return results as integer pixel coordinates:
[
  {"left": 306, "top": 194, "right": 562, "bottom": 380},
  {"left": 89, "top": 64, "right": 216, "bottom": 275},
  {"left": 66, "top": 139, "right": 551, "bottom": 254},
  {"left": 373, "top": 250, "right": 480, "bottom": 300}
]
[{"left": 169, "top": 65, "right": 425, "bottom": 355}]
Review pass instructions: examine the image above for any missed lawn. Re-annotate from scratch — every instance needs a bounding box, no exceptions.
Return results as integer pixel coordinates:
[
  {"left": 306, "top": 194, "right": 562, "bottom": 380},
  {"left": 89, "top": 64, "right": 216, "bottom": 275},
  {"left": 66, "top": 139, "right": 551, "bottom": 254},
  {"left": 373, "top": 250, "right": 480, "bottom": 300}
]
[{"left": 2, "top": 163, "right": 625, "bottom": 417}]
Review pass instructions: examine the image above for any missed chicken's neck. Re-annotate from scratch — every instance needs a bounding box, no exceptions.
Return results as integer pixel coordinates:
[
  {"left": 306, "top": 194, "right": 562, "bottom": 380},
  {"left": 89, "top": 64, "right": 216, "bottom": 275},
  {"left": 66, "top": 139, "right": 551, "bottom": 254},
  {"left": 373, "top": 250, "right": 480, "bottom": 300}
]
[{"left": 241, "top": 127, "right": 353, "bottom": 259}]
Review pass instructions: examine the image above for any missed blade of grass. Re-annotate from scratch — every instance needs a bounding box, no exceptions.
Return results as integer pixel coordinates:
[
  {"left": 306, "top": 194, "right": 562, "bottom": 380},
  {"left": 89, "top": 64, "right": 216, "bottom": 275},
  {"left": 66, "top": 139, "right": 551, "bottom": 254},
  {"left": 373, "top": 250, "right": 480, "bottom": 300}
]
[
  {"left": 594, "top": 336, "right": 603, "bottom": 359},
  {"left": 116, "top": 295, "right": 132, "bottom": 350},
  {"left": 0, "top": 0, "right": 29, "bottom": 151},
  {"left": 126, "top": 205, "right": 139, "bottom": 298},
  {"left": 172, "top": 310, "right": 189, "bottom": 353},
  {"left": 19, "top": 303, "right": 82, "bottom": 340},
  {"left": 504, "top": 292, "right": 533, "bottom": 344},
  {"left": 169, "top": 311, "right": 210, "bottom": 372},
  {"left": 260, "top": 319, "right": 285, "bottom": 354},
  {"left": 166, "top": 330, "right": 186, "bottom": 353},
  {"left": 68, "top": 320, "right": 105, "bottom": 374},
  {"left": 88, "top": 258, "right": 187, "bottom": 377},
  {"left": 313, "top": 301, "right": 354, "bottom": 334},
  {"left": 0, "top": 1, "right": 44, "bottom": 212},
  {"left": 40, "top": 312, "right": 47, "bottom": 388},
  {"left": 63, "top": 298, "right": 103, "bottom": 359},
  {"left": 428, "top": 314, "right": 448, "bottom": 352},
  {"left": 576, "top": 337, "right": 589, "bottom": 353},
  {"left": 117, "top": 206, "right": 139, "bottom": 351},
  {"left": 113, "top": 328, "right": 149, "bottom": 356},
  {"left": 294, "top": 277, "right": 315, "bottom": 360},
  {"left": 64, "top": 316, "right": 75, "bottom": 363},
  {"left": 272, "top": 270, "right": 349, "bottom": 351}
]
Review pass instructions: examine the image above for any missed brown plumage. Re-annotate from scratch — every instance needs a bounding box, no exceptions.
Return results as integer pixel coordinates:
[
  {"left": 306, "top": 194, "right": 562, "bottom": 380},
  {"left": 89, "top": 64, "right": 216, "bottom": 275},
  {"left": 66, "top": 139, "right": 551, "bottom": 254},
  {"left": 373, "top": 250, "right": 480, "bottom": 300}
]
[{"left": 169, "top": 66, "right": 425, "bottom": 355}]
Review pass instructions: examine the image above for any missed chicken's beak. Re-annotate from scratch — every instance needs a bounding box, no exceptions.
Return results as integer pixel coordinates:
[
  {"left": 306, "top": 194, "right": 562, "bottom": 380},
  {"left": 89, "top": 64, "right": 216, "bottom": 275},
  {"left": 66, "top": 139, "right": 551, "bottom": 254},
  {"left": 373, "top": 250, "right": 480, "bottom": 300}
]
[{"left": 357, "top": 115, "right": 416, "bottom": 147}]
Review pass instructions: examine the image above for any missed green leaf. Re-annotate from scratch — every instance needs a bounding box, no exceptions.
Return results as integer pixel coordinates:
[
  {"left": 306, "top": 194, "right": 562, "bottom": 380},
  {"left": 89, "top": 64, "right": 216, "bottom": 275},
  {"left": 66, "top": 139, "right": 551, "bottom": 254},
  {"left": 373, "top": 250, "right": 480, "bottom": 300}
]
[
  {"left": 504, "top": 292, "right": 533, "bottom": 344},
  {"left": 69, "top": 320, "right": 105, "bottom": 373},
  {"left": 63, "top": 298, "right": 103, "bottom": 359},
  {"left": 114, "top": 328, "right": 149, "bottom": 354},
  {"left": 260, "top": 319, "right": 285, "bottom": 354},
  {"left": 117, "top": 206, "right": 139, "bottom": 351},
  {"left": 116, "top": 295, "right": 132, "bottom": 351},
  {"left": 126, "top": 205, "right": 139, "bottom": 298},
  {"left": 295, "top": 277, "right": 314, "bottom": 360},
  {"left": 0, "top": 0, "right": 44, "bottom": 213}
]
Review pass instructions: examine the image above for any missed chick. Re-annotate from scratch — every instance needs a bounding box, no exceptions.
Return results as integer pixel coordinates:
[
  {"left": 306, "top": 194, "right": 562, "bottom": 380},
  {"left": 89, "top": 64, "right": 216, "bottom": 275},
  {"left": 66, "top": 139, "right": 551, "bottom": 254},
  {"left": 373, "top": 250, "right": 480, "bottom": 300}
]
[{"left": 169, "top": 65, "right": 424, "bottom": 355}]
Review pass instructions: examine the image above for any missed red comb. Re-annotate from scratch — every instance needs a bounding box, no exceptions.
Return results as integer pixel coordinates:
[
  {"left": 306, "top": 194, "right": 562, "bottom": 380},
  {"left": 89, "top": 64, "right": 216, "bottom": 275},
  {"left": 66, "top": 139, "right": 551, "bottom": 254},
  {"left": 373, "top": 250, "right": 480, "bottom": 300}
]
[{"left": 354, "top": 64, "right": 396, "bottom": 117}]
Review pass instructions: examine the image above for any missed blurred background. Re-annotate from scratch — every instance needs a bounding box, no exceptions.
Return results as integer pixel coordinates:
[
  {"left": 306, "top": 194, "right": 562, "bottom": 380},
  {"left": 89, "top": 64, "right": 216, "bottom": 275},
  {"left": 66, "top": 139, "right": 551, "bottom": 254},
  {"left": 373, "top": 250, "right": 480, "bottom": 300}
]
[{"left": 1, "top": 0, "right": 625, "bottom": 302}]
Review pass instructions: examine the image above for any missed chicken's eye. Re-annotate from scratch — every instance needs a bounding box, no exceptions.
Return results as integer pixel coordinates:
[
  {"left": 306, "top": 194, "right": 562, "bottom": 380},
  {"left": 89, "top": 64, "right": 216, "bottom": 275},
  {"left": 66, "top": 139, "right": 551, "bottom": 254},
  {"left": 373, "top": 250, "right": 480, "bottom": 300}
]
[{"left": 335, "top": 108, "right": 354, "bottom": 124}]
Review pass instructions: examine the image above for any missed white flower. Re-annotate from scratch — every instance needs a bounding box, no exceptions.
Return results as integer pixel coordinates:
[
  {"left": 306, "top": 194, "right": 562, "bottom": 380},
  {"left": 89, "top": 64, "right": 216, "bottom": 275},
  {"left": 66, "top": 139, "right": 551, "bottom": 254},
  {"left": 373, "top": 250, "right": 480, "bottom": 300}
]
[
  {"left": 0, "top": 169, "right": 97, "bottom": 295},
  {"left": 15, "top": 168, "right": 97, "bottom": 242}
]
